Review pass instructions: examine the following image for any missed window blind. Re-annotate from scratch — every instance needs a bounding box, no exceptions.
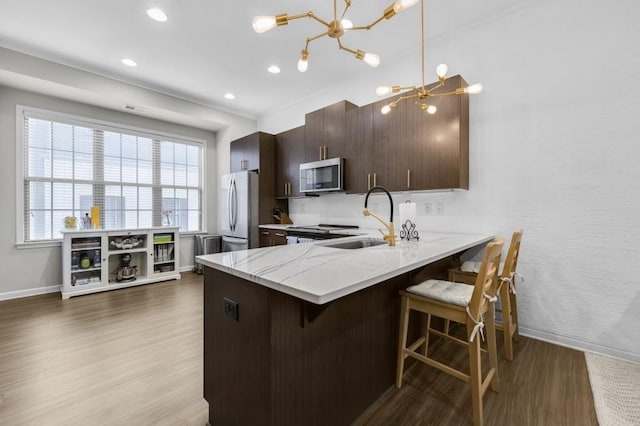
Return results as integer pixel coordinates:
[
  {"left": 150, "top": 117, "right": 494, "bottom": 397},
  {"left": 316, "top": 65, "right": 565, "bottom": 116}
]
[{"left": 21, "top": 109, "right": 203, "bottom": 242}]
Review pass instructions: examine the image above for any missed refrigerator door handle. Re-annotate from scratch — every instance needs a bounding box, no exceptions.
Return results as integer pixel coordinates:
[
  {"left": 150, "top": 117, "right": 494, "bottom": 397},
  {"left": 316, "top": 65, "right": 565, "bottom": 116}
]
[
  {"left": 231, "top": 176, "right": 238, "bottom": 231},
  {"left": 228, "top": 176, "right": 235, "bottom": 231}
]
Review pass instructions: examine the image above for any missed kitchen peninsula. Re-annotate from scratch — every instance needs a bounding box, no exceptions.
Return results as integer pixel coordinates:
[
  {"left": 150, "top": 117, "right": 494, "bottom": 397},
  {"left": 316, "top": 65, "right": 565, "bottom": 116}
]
[{"left": 197, "top": 232, "right": 493, "bottom": 425}]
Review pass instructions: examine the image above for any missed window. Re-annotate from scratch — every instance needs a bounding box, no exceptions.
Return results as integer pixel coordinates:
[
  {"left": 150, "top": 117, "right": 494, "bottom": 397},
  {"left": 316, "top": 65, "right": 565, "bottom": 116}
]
[{"left": 18, "top": 107, "right": 204, "bottom": 243}]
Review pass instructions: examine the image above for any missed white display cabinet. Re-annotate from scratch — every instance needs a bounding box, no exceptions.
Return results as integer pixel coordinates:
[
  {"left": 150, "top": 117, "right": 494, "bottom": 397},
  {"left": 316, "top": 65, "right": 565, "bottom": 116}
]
[{"left": 62, "top": 227, "right": 180, "bottom": 299}]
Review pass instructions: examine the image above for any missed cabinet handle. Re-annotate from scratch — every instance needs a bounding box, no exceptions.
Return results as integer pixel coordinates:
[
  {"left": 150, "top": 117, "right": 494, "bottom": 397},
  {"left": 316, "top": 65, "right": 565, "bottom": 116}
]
[
  {"left": 284, "top": 183, "right": 288, "bottom": 196},
  {"left": 275, "top": 233, "right": 285, "bottom": 237},
  {"left": 261, "top": 231, "right": 269, "bottom": 235},
  {"left": 319, "top": 146, "right": 322, "bottom": 160},
  {"left": 407, "top": 169, "right": 411, "bottom": 189},
  {"left": 288, "top": 182, "right": 292, "bottom": 196},
  {"left": 367, "top": 173, "right": 371, "bottom": 191},
  {"left": 323, "top": 145, "right": 327, "bottom": 160},
  {"left": 374, "top": 173, "right": 377, "bottom": 187}
]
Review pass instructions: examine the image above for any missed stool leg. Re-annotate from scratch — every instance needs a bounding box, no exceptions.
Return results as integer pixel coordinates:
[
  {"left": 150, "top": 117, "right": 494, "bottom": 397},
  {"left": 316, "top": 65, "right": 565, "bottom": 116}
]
[
  {"left": 467, "top": 320, "right": 483, "bottom": 426},
  {"left": 485, "top": 305, "right": 499, "bottom": 392},
  {"left": 396, "top": 296, "right": 410, "bottom": 388},
  {"left": 423, "top": 313, "right": 432, "bottom": 356},
  {"left": 500, "top": 283, "right": 514, "bottom": 361},
  {"left": 510, "top": 291, "right": 520, "bottom": 342}
]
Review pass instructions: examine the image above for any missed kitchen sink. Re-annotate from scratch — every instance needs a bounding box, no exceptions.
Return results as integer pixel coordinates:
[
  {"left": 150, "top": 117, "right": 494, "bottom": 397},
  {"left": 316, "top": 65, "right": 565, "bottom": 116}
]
[{"left": 322, "top": 238, "right": 387, "bottom": 250}]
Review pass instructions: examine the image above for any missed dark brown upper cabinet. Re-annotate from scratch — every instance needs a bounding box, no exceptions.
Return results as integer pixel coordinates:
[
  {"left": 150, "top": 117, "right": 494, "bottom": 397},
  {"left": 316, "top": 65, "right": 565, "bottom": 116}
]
[
  {"left": 304, "top": 100, "right": 357, "bottom": 162},
  {"left": 345, "top": 104, "right": 374, "bottom": 194},
  {"left": 405, "top": 75, "right": 470, "bottom": 190},
  {"left": 372, "top": 94, "right": 409, "bottom": 192},
  {"left": 230, "top": 132, "right": 264, "bottom": 172},
  {"left": 275, "top": 75, "right": 469, "bottom": 195},
  {"left": 275, "top": 126, "right": 305, "bottom": 198},
  {"left": 229, "top": 132, "right": 276, "bottom": 225},
  {"left": 345, "top": 94, "right": 408, "bottom": 193},
  {"left": 344, "top": 75, "right": 469, "bottom": 193}
]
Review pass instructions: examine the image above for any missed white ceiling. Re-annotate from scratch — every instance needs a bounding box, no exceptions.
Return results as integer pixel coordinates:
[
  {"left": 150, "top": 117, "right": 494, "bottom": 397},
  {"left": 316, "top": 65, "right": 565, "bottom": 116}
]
[{"left": 0, "top": 0, "right": 522, "bottom": 123}]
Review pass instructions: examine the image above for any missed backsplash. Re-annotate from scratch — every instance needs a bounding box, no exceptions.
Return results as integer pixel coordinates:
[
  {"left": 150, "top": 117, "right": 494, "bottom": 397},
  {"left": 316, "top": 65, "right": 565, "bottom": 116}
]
[{"left": 288, "top": 190, "right": 493, "bottom": 235}]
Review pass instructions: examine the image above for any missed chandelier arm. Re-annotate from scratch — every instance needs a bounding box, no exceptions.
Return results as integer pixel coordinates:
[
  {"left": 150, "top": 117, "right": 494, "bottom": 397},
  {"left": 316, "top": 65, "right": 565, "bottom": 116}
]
[
  {"left": 306, "top": 30, "right": 331, "bottom": 43},
  {"left": 306, "top": 13, "right": 332, "bottom": 28},
  {"left": 349, "top": 15, "right": 386, "bottom": 32},
  {"left": 427, "top": 89, "right": 462, "bottom": 97},
  {"left": 339, "top": 1, "right": 351, "bottom": 21},
  {"left": 336, "top": 39, "right": 357, "bottom": 55},
  {"left": 395, "top": 93, "right": 420, "bottom": 104},
  {"left": 286, "top": 12, "right": 316, "bottom": 22}
]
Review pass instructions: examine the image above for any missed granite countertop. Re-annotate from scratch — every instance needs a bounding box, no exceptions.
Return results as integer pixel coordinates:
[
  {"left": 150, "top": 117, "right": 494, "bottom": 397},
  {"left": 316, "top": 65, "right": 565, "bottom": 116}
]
[{"left": 196, "top": 232, "right": 493, "bottom": 304}]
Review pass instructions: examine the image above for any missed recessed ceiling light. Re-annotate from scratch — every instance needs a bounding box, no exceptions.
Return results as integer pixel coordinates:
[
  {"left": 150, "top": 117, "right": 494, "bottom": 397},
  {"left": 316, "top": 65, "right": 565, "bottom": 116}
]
[
  {"left": 147, "top": 8, "right": 168, "bottom": 22},
  {"left": 268, "top": 65, "right": 281, "bottom": 74},
  {"left": 224, "top": 93, "right": 235, "bottom": 100},
  {"left": 121, "top": 58, "right": 137, "bottom": 67}
]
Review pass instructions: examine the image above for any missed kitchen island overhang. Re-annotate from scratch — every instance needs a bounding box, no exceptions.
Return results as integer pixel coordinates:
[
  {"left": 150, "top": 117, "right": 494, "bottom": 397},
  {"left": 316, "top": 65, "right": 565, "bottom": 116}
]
[
  {"left": 197, "top": 232, "right": 494, "bottom": 305},
  {"left": 197, "top": 232, "right": 493, "bottom": 426}
]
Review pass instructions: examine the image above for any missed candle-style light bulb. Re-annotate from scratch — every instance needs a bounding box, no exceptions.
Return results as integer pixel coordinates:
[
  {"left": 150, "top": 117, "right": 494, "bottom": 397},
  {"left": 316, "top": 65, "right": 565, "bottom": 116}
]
[
  {"left": 297, "top": 50, "right": 309, "bottom": 73},
  {"left": 393, "top": 0, "right": 420, "bottom": 13},
  {"left": 362, "top": 53, "right": 380, "bottom": 68},
  {"left": 381, "top": 104, "right": 392, "bottom": 115},
  {"left": 464, "top": 83, "right": 484, "bottom": 94},
  {"left": 252, "top": 16, "right": 277, "bottom": 33},
  {"left": 436, "top": 63, "right": 448, "bottom": 79},
  {"left": 376, "top": 86, "right": 392, "bottom": 96}
]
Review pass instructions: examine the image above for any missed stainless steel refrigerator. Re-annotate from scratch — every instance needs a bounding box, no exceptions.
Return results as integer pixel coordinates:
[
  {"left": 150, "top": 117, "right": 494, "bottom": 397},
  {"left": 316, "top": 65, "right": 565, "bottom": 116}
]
[{"left": 220, "top": 170, "right": 259, "bottom": 252}]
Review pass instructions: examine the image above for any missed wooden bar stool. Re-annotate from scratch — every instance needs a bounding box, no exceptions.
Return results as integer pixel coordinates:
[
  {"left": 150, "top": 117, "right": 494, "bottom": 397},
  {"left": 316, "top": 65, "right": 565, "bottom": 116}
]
[
  {"left": 396, "top": 238, "right": 504, "bottom": 426},
  {"left": 448, "top": 230, "right": 523, "bottom": 361}
]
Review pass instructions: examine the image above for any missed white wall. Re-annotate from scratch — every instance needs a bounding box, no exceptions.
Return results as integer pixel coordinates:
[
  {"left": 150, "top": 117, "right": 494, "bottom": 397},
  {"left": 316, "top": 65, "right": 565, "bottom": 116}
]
[
  {"left": 0, "top": 85, "right": 255, "bottom": 297},
  {"left": 258, "top": 0, "right": 640, "bottom": 362}
]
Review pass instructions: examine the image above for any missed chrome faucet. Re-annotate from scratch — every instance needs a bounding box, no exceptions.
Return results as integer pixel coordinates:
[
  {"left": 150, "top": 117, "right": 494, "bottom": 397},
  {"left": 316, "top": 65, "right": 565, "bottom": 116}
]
[{"left": 363, "top": 186, "right": 396, "bottom": 246}]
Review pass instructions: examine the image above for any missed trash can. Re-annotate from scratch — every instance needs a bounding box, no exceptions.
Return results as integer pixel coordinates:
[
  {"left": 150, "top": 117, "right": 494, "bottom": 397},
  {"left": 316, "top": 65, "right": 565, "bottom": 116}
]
[{"left": 194, "top": 234, "right": 221, "bottom": 274}]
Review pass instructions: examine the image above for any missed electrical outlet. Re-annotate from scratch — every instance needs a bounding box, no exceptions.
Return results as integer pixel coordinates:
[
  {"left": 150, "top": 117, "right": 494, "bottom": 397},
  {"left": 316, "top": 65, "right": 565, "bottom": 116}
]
[
  {"left": 223, "top": 297, "right": 239, "bottom": 321},
  {"left": 436, "top": 202, "right": 444, "bottom": 215},
  {"left": 424, "top": 203, "right": 432, "bottom": 214}
]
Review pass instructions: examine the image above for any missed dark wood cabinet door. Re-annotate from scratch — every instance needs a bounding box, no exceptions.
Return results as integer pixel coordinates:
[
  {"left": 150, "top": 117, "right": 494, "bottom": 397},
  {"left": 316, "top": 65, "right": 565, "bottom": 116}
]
[
  {"left": 244, "top": 134, "right": 261, "bottom": 171},
  {"left": 230, "top": 132, "right": 276, "bottom": 226},
  {"left": 345, "top": 105, "right": 374, "bottom": 194},
  {"left": 372, "top": 95, "right": 408, "bottom": 192},
  {"left": 323, "top": 101, "right": 356, "bottom": 160},
  {"left": 304, "top": 101, "right": 356, "bottom": 163},
  {"left": 407, "top": 75, "right": 469, "bottom": 190},
  {"left": 304, "top": 108, "right": 324, "bottom": 162},
  {"left": 230, "top": 137, "right": 246, "bottom": 172},
  {"left": 276, "top": 126, "right": 305, "bottom": 197},
  {"left": 230, "top": 133, "right": 264, "bottom": 172}
]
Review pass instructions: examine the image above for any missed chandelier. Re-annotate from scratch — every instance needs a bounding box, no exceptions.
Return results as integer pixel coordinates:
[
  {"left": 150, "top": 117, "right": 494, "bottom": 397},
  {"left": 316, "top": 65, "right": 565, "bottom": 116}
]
[
  {"left": 252, "top": 0, "right": 419, "bottom": 72},
  {"left": 375, "top": 0, "right": 483, "bottom": 115}
]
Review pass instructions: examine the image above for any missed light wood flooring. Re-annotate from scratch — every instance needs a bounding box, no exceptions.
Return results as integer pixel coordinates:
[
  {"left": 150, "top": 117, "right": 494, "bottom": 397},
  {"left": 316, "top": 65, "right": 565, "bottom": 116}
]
[{"left": 0, "top": 273, "right": 597, "bottom": 425}]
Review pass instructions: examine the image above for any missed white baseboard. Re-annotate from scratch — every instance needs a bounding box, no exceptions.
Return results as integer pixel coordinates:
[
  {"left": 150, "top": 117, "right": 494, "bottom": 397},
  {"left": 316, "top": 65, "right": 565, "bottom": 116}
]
[
  {"left": 519, "top": 326, "right": 640, "bottom": 364},
  {"left": 0, "top": 284, "right": 61, "bottom": 301},
  {"left": 1, "top": 268, "right": 197, "bottom": 302}
]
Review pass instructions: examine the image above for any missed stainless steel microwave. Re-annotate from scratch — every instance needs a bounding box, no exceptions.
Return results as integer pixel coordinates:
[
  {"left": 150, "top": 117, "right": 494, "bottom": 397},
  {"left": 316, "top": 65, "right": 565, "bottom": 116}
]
[{"left": 300, "top": 157, "right": 344, "bottom": 193}]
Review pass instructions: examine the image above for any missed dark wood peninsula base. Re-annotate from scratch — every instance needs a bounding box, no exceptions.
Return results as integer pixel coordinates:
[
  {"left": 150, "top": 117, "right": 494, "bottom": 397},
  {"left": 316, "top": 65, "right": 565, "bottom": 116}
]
[{"left": 203, "top": 258, "right": 453, "bottom": 426}]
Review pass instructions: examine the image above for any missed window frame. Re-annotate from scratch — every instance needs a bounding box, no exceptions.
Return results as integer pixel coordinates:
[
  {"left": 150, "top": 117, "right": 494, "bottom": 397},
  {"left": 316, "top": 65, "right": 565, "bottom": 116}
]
[{"left": 15, "top": 105, "right": 207, "bottom": 247}]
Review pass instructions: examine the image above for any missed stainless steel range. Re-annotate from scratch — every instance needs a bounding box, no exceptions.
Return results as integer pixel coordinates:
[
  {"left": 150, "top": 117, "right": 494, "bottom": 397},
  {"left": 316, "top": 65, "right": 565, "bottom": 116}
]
[{"left": 285, "top": 224, "right": 359, "bottom": 244}]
